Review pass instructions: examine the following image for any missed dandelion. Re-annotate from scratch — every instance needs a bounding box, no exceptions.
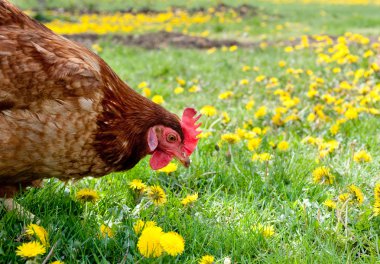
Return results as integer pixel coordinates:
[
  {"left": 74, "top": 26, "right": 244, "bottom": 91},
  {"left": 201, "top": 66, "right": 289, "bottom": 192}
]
[
  {"left": 197, "top": 131, "right": 212, "bottom": 139},
  {"left": 245, "top": 100, "right": 255, "bottom": 110},
  {"left": 76, "top": 188, "right": 99, "bottom": 202},
  {"left": 323, "top": 199, "right": 336, "bottom": 209},
  {"left": 91, "top": 43, "right": 102, "bottom": 53},
  {"left": 25, "top": 224, "right": 49, "bottom": 247},
  {"left": 348, "top": 185, "right": 364, "bottom": 205},
  {"left": 338, "top": 193, "right": 350, "bottom": 203},
  {"left": 374, "top": 183, "right": 380, "bottom": 200},
  {"left": 147, "top": 185, "right": 167, "bottom": 205},
  {"left": 252, "top": 223, "right": 275, "bottom": 238},
  {"left": 200, "top": 105, "right": 217, "bottom": 117},
  {"left": 278, "top": 60, "right": 287, "bottom": 67},
  {"left": 221, "top": 112, "right": 231, "bottom": 124},
  {"left": 160, "top": 231, "right": 185, "bottom": 256},
  {"left": 312, "top": 167, "right": 335, "bottom": 185},
  {"left": 229, "top": 45, "right": 238, "bottom": 52},
  {"left": 137, "top": 226, "right": 164, "bottom": 258},
  {"left": 277, "top": 141, "right": 289, "bottom": 151},
  {"left": 353, "top": 150, "right": 372, "bottom": 163},
  {"left": 199, "top": 255, "right": 215, "bottom": 264},
  {"left": 218, "top": 91, "right": 233, "bottom": 100},
  {"left": 252, "top": 153, "right": 272, "bottom": 163},
  {"left": 374, "top": 200, "right": 380, "bottom": 216},
  {"left": 152, "top": 95, "right": 164, "bottom": 105},
  {"left": 221, "top": 133, "right": 240, "bottom": 144},
  {"left": 142, "top": 87, "right": 151, "bottom": 97},
  {"left": 129, "top": 179, "right": 147, "bottom": 191},
  {"left": 239, "top": 79, "right": 249, "bottom": 85},
  {"left": 157, "top": 162, "right": 178, "bottom": 173},
  {"left": 188, "top": 85, "right": 201, "bottom": 93},
  {"left": 345, "top": 107, "right": 358, "bottom": 119},
  {"left": 174, "top": 87, "right": 184, "bottom": 94},
  {"left": 176, "top": 77, "right": 186, "bottom": 86},
  {"left": 284, "top": 46, "right": 294, "bottom": 53},
  {"left": 100, "top": 224, "right": 114, "bottom": 238},
  {"left": 16, "top": 241, "right": 46, "bottom": 259},
  {"left": 133, "top": 220, "right": 157, "bottom": 234},
  {"left": 181, "top": 193, "right": 198, "bottom": 206},
  {"left": 247, "top": 138, "right": 261, "bottom": 151},
  {"left": 50, "top": 261, "right": 64, "bottom": 264},
  {"left": 255, "top": 75, "right": 266, "bottom": 82},
  {"left": 138, "top": 81, "right": 148, "bottom": 89},
  {"left": 254, "top": 106, "right": 267, "bottom": 119},
  {"left": 241, "top": 65, "right": 250, "bottom": 72}
]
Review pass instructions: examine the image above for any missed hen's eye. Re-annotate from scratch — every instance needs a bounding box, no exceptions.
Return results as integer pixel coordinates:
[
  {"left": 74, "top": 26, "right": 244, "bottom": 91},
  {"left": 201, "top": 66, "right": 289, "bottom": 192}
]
[{"left": 167, "top": 134, "right": 177, "bottom": 142}]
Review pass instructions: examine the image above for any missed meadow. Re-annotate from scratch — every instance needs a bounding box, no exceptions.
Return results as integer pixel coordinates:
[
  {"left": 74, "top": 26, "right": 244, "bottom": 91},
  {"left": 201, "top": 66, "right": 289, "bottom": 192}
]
[{"left": 1, "top": 0, "right": 380, "bottom": 263}]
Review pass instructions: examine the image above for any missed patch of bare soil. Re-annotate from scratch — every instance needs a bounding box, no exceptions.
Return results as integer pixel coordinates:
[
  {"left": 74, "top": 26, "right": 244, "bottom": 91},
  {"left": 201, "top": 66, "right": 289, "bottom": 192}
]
[
  {"left": 37, "top": 4, "right": 258, "bottom": 17},
  {"left": 65, "top": 31, "right": 245, "bottom": 50}
]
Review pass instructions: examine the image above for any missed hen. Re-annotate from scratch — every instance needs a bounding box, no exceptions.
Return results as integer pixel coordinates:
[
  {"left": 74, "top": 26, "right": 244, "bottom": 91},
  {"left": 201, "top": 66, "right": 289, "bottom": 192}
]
[{"left": 0, "top": 0, "right": 201, "bottom": 204}]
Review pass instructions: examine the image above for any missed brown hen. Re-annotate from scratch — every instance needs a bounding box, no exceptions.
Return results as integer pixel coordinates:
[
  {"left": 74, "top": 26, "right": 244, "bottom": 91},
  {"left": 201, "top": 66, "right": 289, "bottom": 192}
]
[{"left": 0, "top": 0, "right": 201, "bottom": 203}]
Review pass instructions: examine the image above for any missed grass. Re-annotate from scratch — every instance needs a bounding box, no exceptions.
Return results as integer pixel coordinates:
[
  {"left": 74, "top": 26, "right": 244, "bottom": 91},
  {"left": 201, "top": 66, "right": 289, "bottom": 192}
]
[{"left": 1, "top": 0, "right": 380, "bottom": 263}]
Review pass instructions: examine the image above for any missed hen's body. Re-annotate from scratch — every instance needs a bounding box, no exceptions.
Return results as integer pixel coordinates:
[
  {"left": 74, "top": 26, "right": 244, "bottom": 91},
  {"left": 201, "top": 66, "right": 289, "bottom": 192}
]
[{"left": 0, "top": 0, "right": 183, "bottom": 196}]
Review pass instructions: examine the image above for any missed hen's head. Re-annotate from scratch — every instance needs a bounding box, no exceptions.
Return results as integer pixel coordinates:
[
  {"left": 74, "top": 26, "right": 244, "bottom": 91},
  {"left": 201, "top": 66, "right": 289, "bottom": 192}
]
[{"left": 147, "top": 108, "right": 201, "bottom": 170}]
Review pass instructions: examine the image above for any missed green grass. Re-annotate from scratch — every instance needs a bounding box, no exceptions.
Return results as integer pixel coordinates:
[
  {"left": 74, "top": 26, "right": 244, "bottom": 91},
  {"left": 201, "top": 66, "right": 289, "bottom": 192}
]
[{"left": 2, "top": 1, "right": 380, "bottom": 263}]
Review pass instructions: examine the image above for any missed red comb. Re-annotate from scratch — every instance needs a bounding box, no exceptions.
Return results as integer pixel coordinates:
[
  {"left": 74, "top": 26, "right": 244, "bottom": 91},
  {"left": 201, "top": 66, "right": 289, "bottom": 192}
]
[{"left": 181, "top": 108, "right": 202, "bottom": 156}]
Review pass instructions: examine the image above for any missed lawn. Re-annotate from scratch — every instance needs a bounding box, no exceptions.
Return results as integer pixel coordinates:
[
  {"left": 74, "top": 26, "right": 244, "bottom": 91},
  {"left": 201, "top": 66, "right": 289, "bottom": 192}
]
[{"left": 1, "top": 0, "right": 380, "bottom": 263}]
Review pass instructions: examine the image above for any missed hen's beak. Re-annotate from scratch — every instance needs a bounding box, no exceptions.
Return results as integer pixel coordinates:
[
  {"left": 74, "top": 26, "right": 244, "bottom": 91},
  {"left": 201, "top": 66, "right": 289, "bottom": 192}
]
[{"left": 175, "top": 150, "right": 190, "bottom": 168}]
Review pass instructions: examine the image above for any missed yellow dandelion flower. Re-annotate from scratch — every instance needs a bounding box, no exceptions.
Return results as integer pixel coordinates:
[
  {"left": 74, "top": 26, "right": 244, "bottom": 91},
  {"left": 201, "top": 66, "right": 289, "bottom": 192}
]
[
  {"left": 278, "top": 60, "right": 287, "bottom": 67},
  {"left": 188, "top": 85, "right": 200, "bottom": 93},
  {"left": 200, "top": 105, "right": 217, "bottom": 117},
  {"left": 353, "top": 150, "right": 372, "bottom": 163},
  {"left": 218, "top": 91, "right": 234, "bottom": 100},
  {"left": 207, "top": 47, "right": 216, "bottom": 54},
  {"left": 247, "top": 138, "right": 261, "bottom": 151},
  {"left": 147, "top": 186, "right": 167, "bottom": 206},
  {"left": 252, "top": 153, "right": 272, "bottom": 163},
  {"left": 91, "top": 43, "right": 102, "bottom": 53},
  {"left": 142, "top": 87, "right": 151, "bottom": 97},
  {"left": 241, "top": 65, "right": 250, "bottom": 72},
  {"left": 221, "top": 111, "right": 231, "bottom": 124},
  {"left": 137, "top": 81, "right": 148, "bottom": 89},
  {"left": 199, "top": 255, "right": 215, "bottom": 264},
  {"left": 312, "top": 167, "right": 334, "bottom": 185},
  {"left": 16, "top": 241, "right": 46, "bottom": 259},
  {"left": 137, "top": 226, "right": 164, "bottom": 258},
  {"left": 373, "top": 200, "right": 380, "bottom": 216},
  {"left": 254, "top": 106, "right": 267, "bottom": 119},
  {"left": 374, "top": 183, "right": 380, "bottom": 200},
  {"left": 330, "top": 124, "right": 340, "bottom": 135},
  {"left": 323, "top": 199, "right": 336, "bottom": 209},
  {"left": 345, "top": 107, "right": 358, "bottom": 119},
  {"left": 245, "top": 100, "right": 255, "bottom": 110},
  {"left": 25, "top": 224, "right": 49, "bottom": 247},
  {"left": 76, "top": 188, "right": 100, "bottom": 202},
  {"left": 100, "top": 224, "right": 114, "bottom": 238},
  {"left": 174, "top": 87, "right": 184, "bottom": 94},
  {"left": 133, "top": 220, "right": 157, "bottom": 235},
  {"left": 197, "top": 131, "right": 212, "bottom": 139},
  {"left": 159, "top": 231, "right": 185, "bottom": 256},
  {"left": 229, "top": 45, "right": 238, "bottom": 52},
  {"left": 157, "top": 162, "right": 178, "bottom": 174},
  {"left": 221, "top": 133, "right": 240, "bottom": 144},
  {"left": 49, "top": 261, "right": 64, "bottom": 264},
  {"left": 181, "top": 193, "right": 198, "bottom": 206},
  {"left": 348, "top": 185, "right": 364, "bottom": 205},
  {"left": 129, "top": 179, "right": 147, "bottom": 191},
  {"left": 176, "top": 77, "right": 186, "bottom": 86},
  {"left": 255, "top": 75, "right": 266, "bottom": 82},
  {"left": 339, "top": 193, "right": 351, "bottom": 203},
  {"left": 239, "top": 79, "right": 249, "bottom": 85},
  {"left": 152, "top": 95, "right": 164, "bottom": 105},
  {"left": 277, "top": 141, "right": 289, "bottom": 151},
  {"left": 252, "top": 223, "right": 275, "bottom": 238},
  {"left": 284, "top": 46, "right": 294, "bottom": 53}
]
